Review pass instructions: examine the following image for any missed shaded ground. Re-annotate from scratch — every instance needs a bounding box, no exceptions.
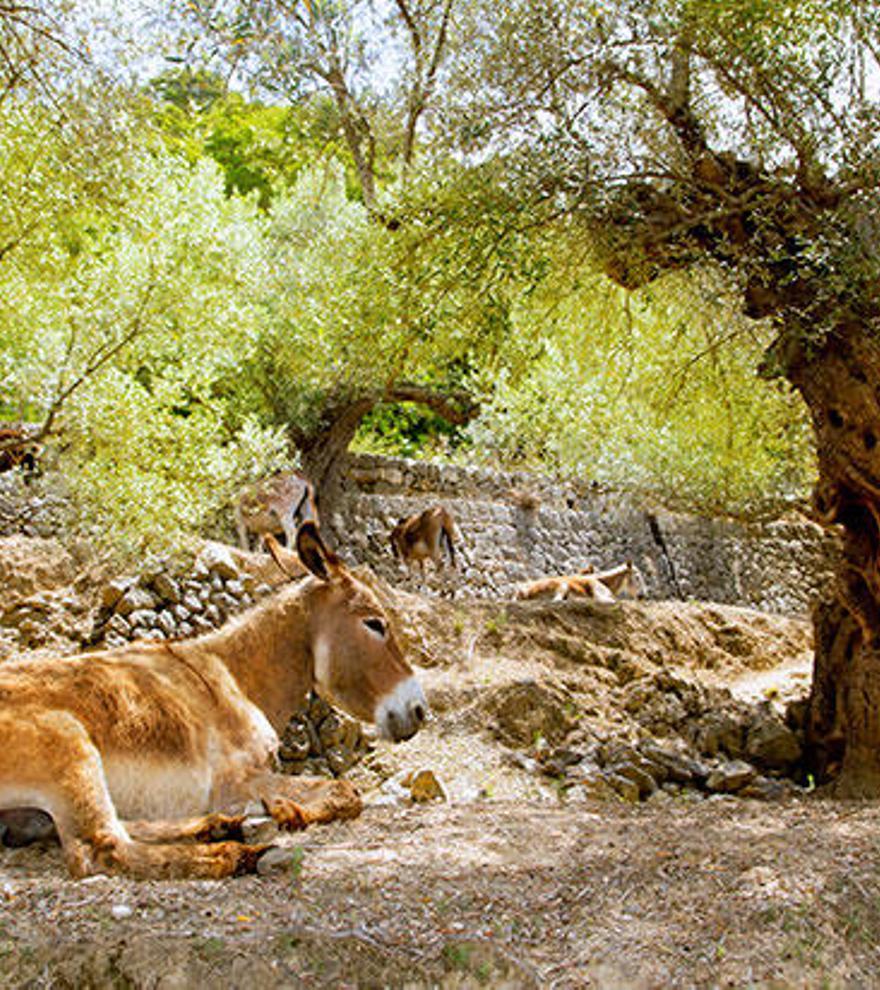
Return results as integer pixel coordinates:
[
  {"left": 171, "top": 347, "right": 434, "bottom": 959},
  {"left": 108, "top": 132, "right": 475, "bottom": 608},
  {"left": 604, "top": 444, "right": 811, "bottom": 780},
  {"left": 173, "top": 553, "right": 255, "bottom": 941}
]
[{"left": 3, "top": 800, "right": 880, "bottom": 988}]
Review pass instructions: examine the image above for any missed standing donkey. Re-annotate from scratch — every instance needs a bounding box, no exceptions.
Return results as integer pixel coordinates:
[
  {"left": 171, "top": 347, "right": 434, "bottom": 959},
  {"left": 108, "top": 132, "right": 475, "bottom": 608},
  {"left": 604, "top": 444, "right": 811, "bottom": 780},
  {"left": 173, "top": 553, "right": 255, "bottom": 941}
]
[
  {"left": 235, "top": 471, "right": 319, "bottom": 551},
  {"left": 0, "top": 522, "right": 426, "bottom": 880},
  {"left": 389, "top": 506, "right": 457, "bottom": 578}
]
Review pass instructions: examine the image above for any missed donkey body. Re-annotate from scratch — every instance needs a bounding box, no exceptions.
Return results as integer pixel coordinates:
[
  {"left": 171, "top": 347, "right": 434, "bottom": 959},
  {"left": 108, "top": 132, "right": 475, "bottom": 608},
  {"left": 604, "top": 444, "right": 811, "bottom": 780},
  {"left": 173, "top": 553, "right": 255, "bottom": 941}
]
[
  {"left": 389, "top": 506, "right": 457, "bottom": 577},
  {"left": 0, "top": 524, "right": 425, "bottom": 879},
  {"left": 515, "top": 560, "right": 644, "bottom": 603}
]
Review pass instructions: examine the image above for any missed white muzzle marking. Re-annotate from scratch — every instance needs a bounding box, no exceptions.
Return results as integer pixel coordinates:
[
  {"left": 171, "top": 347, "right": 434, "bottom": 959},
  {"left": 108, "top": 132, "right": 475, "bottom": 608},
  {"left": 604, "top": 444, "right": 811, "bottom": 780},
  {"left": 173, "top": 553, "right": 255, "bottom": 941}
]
[{"left": 375, "top": 676, "right": 428, "bottom": 742}]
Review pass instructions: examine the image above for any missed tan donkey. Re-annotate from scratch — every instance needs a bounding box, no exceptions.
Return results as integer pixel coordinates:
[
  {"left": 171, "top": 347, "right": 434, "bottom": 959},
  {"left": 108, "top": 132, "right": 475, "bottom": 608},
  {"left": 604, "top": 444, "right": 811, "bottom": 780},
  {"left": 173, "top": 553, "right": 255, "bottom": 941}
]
[
  {"left": 389, "top": 505, "right": 457, "bottom": 577},
  {"left": 0, "top": 523, "right": 426, "bottom": 880},
  {"left": 235, "top": 471, "right": 319, "bottom": 551},
  {"left": 515, "top": 561, "right": 645, "bottom": 603}
]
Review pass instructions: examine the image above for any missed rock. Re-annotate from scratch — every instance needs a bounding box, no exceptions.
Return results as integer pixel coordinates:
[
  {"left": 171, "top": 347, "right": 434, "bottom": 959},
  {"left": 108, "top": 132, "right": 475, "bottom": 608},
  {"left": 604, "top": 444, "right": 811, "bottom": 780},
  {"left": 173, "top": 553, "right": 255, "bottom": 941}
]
[
  {"left": 110, "top": 903, "right": 133, "bottom": 920},
  {"left": 691, "top": 711, "right": 746, "bottom": 759},
  {"left": 107, "top": 614, "right": 132, "bottom": 638},
  {"left": 210, "top": 591, "right": 238, "bottom": 615},
  {"left": 608, "top": 760, "right": 657, "bottom": 798},
  {"left": 405, "top": 769, "right": 446, "bottom": 803},
  {"left": 100, "top": 578, "right": 131, "bottom": 610},
  {"left": 172, "top": 604, "right": 191, "bottom": 622},
  {"left": 127, "top": 608, "right": 159, "bottom": 629},
  {"left": 157, "top": 610, "right": 178, "bottom": 638},
  {"left": 225, "top": 579, "right": 245, "bottom": 599},
  {"left": 279, "top": 723, "right": 311, "bottom": 762},
  {"left": 204, "top": 604, "right": 222, "bottom": 625},
  {"left": 152, "top": 573, "right": 181, "bottom": 604},
  {"left": 739, "top": 776, "right": 797, "bottom": 801},
  {"left": 745, "top": 708, "right": 803, "bottom": 769},
  {"left": 196, "top": 544, "right": 240, "bottom": 582},
  {"left": 115, "top": 587, "right": 158, "bottom": 617},
  {"left": 638, "top": 741, "right": 711, "bottom": 786},
  {"left": 241, "top": 816, "right": 278, "bottom": 844},
  {"left": 318, "top": 712, "right": 361, "bottom": 751},
  {"left": 706, "top": 760, "right": 757, "bottom": 794},
  {"left": 256, "top": 846, "right": 304, "bottom": 877},
  {"left": 326, "top": 747, "right": 357, "bottom": 776},
  {"left": 182, "top": 593, "right": 203, "bottom": 614},
  {"left": 606, "top": 772, "right": 640, "bottom": 803}
]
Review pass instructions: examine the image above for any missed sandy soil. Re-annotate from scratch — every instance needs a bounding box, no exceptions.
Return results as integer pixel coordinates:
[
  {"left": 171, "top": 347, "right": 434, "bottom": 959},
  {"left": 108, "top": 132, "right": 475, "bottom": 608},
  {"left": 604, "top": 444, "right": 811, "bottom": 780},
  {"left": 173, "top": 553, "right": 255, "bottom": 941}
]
[{"left": 3, "top": 798, "right": 880, "bottom": 988}]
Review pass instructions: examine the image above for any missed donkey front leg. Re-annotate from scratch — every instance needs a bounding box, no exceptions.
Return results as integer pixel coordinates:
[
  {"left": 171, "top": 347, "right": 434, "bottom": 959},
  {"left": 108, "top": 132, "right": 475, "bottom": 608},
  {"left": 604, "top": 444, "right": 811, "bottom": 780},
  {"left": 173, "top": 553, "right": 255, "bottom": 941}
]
[
  {"left": 0, "top": 709, "right": 271, "bottom": 880},
  {"left": 244, "top": 772, "right": 363, "bottom": 831},
  {"left": 124, "top": 812, "right": 248, "bottom": 845}
]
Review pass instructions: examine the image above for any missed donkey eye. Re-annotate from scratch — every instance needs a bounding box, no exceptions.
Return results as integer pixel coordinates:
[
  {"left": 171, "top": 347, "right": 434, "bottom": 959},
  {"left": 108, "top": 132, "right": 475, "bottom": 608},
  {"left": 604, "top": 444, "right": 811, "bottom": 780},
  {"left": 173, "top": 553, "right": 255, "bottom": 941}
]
[{"left": 364, "top": 618, "right": 386, "bottom": 637}]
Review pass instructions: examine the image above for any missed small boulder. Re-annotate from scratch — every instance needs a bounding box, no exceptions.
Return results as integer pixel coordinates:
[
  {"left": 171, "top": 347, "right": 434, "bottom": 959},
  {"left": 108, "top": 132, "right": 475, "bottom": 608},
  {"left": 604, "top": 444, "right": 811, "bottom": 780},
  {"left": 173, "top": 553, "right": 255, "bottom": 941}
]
[
  {"left": 606, "top": 773, "right": 641, "bottom": 803},
  {"left": 196, "top": 544, "right": 240, "bottom": 582},
  {"left": 152, "top": 573, "right": 181, "bottom": 605},
  {"left": 745, "top": 707, "right": 803, "bottom": 769},
  {"left": 115, "top": 587, "right": 158, "bottom": 617},
  {"left": 404, "top": 768, "right": 446, "bottom": 803},
  {"left": 706, "top": 760, "right": 757, "bottom": 794}
]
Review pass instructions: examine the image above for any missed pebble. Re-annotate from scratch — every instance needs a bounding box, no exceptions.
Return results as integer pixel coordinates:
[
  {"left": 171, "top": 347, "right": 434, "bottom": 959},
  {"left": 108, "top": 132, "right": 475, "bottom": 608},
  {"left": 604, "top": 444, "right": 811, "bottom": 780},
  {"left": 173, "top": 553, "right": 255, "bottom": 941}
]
[{"left": 256, "top": 846, "right": 302, "bottom": 877}]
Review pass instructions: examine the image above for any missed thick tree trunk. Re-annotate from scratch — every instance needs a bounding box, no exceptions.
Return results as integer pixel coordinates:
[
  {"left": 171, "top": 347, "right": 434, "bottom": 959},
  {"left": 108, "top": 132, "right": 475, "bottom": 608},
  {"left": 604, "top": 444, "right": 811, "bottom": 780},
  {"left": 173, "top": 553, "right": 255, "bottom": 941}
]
[
  {"left": 787, "top": 324, "right": 880, "bottom": 796},
  {"left": 293, "top": 385, "right": 480, "bottom": 537},
  {"left": 296, "top": 397, "right": 376, "bottom": 535}
]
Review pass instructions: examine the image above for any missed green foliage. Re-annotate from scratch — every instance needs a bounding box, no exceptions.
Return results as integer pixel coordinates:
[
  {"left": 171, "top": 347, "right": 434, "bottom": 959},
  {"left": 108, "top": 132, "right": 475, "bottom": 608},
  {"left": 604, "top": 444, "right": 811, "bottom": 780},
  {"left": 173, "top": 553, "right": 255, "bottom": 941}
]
[
  {"left": 147, "top": 69, "right": 355, "bottom": 209},
  {"left": 228, "top": 160, "right": 539, "bottom": 434},
  {"left": 0, "top": 18, "right": 827, "bottom": 555},
  {"left": 466, "top": 267, "right": 815, "bottom": 516},
  {"left": 0, "top": 99, "right": 287, "bottom": 551},
  {"left": 353, "top": 401, "right": 467, "bottom": 459}
]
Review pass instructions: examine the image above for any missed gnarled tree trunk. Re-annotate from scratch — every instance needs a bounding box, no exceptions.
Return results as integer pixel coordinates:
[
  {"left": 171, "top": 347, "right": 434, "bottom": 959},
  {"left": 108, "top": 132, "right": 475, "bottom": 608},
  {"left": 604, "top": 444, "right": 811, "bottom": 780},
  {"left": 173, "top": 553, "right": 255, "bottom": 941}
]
[
  {"left": 291, "top": 383, "right": 480, "bottom": 542},
  {"left": 786, "top": 327, "right": 880, "bottom": 796},
  {"left": 588, "top": 132, "right": 880, "bottom": 792}
]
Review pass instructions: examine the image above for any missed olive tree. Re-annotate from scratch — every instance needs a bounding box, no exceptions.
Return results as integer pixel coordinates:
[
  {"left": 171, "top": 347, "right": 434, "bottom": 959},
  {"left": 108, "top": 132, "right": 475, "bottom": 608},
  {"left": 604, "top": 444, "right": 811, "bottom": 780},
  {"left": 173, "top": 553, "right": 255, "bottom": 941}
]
[{"left": 444, "top": 0, "right": 880, "bottom": 794}]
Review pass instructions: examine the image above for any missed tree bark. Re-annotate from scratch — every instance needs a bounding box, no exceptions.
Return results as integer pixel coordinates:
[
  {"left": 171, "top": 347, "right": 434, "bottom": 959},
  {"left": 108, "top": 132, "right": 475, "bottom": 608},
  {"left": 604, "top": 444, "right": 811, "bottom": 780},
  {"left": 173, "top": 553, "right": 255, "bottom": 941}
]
[{"left": 784, "top": 326, "right": 880, "bottom": 796}]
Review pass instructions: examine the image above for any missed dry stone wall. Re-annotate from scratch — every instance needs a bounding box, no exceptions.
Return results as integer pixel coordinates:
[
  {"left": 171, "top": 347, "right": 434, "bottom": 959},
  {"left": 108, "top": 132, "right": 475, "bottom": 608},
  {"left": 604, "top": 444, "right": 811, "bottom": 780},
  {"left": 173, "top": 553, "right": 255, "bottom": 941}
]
[{"left": 333, "top": 454, "right": 839, "bottom": 616}]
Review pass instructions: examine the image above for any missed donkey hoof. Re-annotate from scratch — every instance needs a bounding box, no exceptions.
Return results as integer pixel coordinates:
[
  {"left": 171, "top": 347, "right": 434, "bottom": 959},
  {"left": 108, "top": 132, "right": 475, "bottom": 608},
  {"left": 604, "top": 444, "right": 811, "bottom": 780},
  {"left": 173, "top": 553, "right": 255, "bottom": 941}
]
[{"left": 263, "top": 796, "right": 309, "bottom": 831}]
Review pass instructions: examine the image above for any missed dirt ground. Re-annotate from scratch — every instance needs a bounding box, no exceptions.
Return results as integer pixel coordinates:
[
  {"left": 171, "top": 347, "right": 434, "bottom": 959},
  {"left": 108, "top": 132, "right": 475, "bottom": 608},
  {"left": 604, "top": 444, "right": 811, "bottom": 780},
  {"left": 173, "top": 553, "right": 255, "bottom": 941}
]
[{"left": 2, "top": 545, "right": 879, "bottom": 988}]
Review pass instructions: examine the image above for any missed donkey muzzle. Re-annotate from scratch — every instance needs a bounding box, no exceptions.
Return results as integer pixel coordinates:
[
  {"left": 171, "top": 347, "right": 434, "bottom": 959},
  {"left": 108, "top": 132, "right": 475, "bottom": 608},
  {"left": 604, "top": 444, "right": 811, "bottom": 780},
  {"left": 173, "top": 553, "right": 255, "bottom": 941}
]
[{"left": 375, "top": 676, "right": 428, "bottom": 742}]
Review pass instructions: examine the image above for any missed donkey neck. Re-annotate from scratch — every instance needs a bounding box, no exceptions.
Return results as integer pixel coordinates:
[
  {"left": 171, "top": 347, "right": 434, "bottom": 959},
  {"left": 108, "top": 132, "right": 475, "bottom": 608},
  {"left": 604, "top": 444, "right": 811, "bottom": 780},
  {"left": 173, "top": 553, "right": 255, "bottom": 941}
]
[{"left": 195, "top": 584, "right": 314, "bottom": 733}]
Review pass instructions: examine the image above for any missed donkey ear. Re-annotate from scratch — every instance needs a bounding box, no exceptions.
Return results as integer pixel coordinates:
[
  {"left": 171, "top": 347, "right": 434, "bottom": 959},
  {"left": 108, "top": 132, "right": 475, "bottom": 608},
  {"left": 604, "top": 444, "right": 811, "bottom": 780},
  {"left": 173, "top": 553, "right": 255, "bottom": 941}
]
[
  {"left": 295, "top": 521, "right": 342, "bottom": 582},
  {"left": 264, "top": 533, "right": 302, "bottom": 581}
]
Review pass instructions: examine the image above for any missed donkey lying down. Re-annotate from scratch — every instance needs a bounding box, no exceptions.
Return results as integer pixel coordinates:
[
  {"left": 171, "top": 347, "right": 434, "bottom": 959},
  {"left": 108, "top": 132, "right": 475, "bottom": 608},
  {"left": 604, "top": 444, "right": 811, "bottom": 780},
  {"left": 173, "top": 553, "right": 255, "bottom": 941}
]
[
  {"left": 0, "top": 523, "right": 426, "bottom": 879},
  {"left": 515, "top": 561, "right": 645, "bottom": 603}
]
